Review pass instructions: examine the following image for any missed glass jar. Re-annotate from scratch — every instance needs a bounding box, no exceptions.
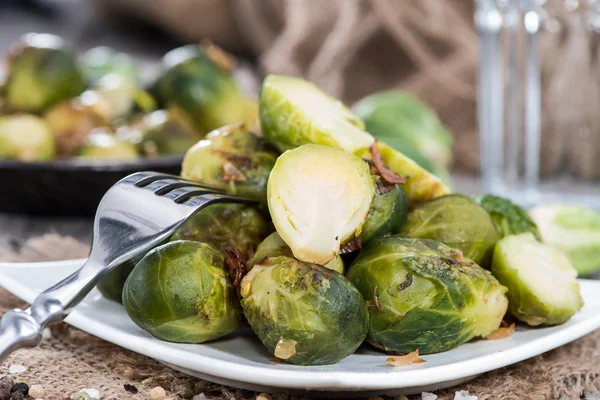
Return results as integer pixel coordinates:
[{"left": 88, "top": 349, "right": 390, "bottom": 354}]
[{"left": 476, "top": 0, "right": 600, "bottom": 208}]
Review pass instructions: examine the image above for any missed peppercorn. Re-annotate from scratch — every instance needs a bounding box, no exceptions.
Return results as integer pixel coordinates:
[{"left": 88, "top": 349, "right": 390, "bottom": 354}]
[
  {"left": 28, "top": 384, "right": 44, "bottom": 398},
  {"left": 149, "top": 386, "right": 166, "bottom": 400},
  {"left": 9, "top": 383, "right": 27, "bottom": 396},
  {"left": 0, "top": 377, "right": 14, "bottom": 400},
  {"left": 9, "top": 393, "right": 24, "bottom": 400},
  {"left": 124, "top": 384, "right": 138, "bottom": 394},
  {"left": 72, "top": 392, "right": 92, "bottom": 400}
]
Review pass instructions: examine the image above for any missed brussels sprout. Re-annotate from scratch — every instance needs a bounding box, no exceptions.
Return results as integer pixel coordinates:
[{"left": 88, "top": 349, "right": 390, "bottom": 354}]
[
  {"left": 475, "top": 194, "right": 540, "bottom": 240},
  {"left": 97, "top": 259, "right": 138, "bottom": 303},
  {"left": 82, "top": 74, "right": 156, "bottom": 123},
  {"left": 241, "top": 256, "right": 369, "bottom": 365},
  {"left": 44, "top": 99, "right": 105, "bottom": 156},
  {"left": 259, "top": 75, "right": 371, "bottom": 154},
  {"left": 2, "top": 33, "right": 85, "bottom": 112},
  {"left": 530, "top": 204, "right": 600, "bottom": 275},
  {"left": 0, "top": 114, "right": 55, "bottom": 161},
  {"left": 259, "top": 75, "right": 450, "bottom": 205},
  {"left": 170, "top": 203, "right": 268, "bottom": 260},
  {"left": 153, "top": 43, "right": 256, "bottom": 133},
  {"left": 181, "top": 123, "right": 278, "bottom": 203},
  {"left": 123, "top": 240, "right": 240, "bottom": 343},
  {"left": 120, "top": 108, "right": 202, "bottom": 157},
  {"left": 248, "top": 232, "right": 344, "bottom": 274},
  {"left": 267, "top": 144, "right": 375, "bottom": 265},
  {"left": 346, "top": 236, "right": 508, "bottom": 354},
  {"left": 353, "top": 90, "right": 453, "bottom": 169},
  {"left": 361, "top": 183, "right": 408, "bottom": 245},
  {"left": 491, "top": 233, "right": 582, "bottom": 326},
  {"left": 78, "top": 128, "right": 139, "bottom": 160},
  {"left": 82, "top": 46, "right": 140, "bottom": 84},
  {"left": 400, "top": 194, "right": 500, "bottom": 267}
]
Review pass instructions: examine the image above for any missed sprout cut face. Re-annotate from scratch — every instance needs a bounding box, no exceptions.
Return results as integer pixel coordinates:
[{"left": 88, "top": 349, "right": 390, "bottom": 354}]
[
  {"left": 123, "top": 241, "right": 240, "bottom": 343},
  {"left": 530, "top": 204, "right": 600, "bottom": 275},
  {"left": 347, "top": 236, "right": 508, "bottom": 354},
  {"left": 491, "top": 233, "right": 583, "bottom": 326},
  {"left": 78, "top": 128, "right": 139, "bottom": 160},
  {"left": 240, "top": 256, "right": 369, "bottom": 365},
  {"left": 248, "top": 232, "right": 344, "bottom": 274},
  {"left": 400, "top": 194, "right": 500, "bottom": 267},
  {"left": 267, "top": 144, "right": 375, "bottom": 265},
  {"left": 0, "top": 114, "right": 55, "bottom": 161}
]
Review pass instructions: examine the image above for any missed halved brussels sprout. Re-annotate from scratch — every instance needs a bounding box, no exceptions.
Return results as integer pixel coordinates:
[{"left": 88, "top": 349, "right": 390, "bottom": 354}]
[
  {"left": 347, "top": 236, "right": 508, "bottom": 354},
  {"left": 120, "top": 108, "right": 202, "bottom": 157},
  {"left": 400, "top": 194, "right": 500, "bottom": 268},
  {"left": 170, "top": 203, "right": 269, "bottom": 260},
  {"left": 267, "top": 144, "right": 375, "bottom": 265},
  {"left": 248, "top": 232, "right": 344, "bottom": 274},
  {"left": 78, "top": 128, "right": 139, "bottom": 160},
  {"left": 123, "top": 240, "right": 240, "bottom": 343},
  {"left": 44, "top": 99, "right": 105, "bottom": 156},
  {"left": 353, "top": 90, "right": 453, "bottom": 170},
  {"left": 241, "top": 256, "right": 369, "bottom": 365},
  {"left": 360, "top": 183, "right": 408, "bottom": 245},
  {"left": 491, "top": 233, "right": 583, "bottom": 326},
  {"left": 3, "top": 33, "right": 85, "bottom": 112},
  {"left": 0, "top": 114, "right": 55, "bottom": 161},
  {"left": 475, "top": 194, "right": 540, "bottom": 240},
  {"left": 82, "top": 46, "right": 140, "bottom": 84},
  {"left": 259, "top": 75, "right": 450, "bottom": 205},
  {"left": 259, "top": 75, "right": 371, "bottom": 154},
  {"left": 153, "top": 43, "right": 256, "bottom": 133},
  {"left": 530, "top": 204, "right": 600, "bottom": 275},
  {"left": 82, "top": 74, "right": 156, "bottom": 123},
  {"left": 181, "top": 123, "right": 278, "bottom": 203}
]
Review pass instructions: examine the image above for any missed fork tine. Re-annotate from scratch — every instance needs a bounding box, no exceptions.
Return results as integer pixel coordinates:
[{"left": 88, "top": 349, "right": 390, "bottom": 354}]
[
  {"left": 134, "top": 173, "right": 213, "bottom": 188},
  {"left": 162, "top": 186, "right": 229, "bottom": 203},
  {"left": 143, "top": 179, "right": 226, "bottom": 195},
  {"left": 184, "top": 193, "right": 256, "bottom": 208}
]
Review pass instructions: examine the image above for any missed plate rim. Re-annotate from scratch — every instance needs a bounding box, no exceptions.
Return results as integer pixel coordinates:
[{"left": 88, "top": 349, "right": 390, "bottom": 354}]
[{"left": 1, "top": 259, "right": 599, "bottom": 391}]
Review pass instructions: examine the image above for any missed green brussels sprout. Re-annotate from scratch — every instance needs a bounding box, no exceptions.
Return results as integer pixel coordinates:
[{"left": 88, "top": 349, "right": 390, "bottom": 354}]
[
  {"left": 491, "top": 233, "right": 583, "bottom": 326},
  {"left": 475, "top": 194, "right": 541, "bottom": 240},
  {"left": 181, "top": 123, "right": 278, "bottom": 203},
  {"left": 77, "top": 128, "right": 139, "bottom": 160},
  {"left": 529, "top": 204, "right": 600, "bottom": 275},
  {"left": 82, "top": 46, "right": 140, "bottom": 84},
  {"left": 44, "top": 98, "right": 105, "bottom": 156},
  {"left": 3, "top": 33, "right": 85, "bottom": 112},
  {"left": 248, "top": 232, "right": 344, "bottom": 274},
  {"left": 170, "top": 203, "right": 268, "bottom": 259},
  {"left": 258, "top": 75, "right": 450, "bottom": 205},
  {"left": 119, "top": 108, "right": 202, "bottom": 157},
  {"left": 267, "top": 144, "right": 375, "bottom": 265},
  {"left": 259, "top": 75, "right": 371, "bottom": 154},
  {"left": 82, "top": 74, "right": 156, "bottom": 123},
  {"left": 153, "top": 43, "right": 256, "bottom": 133},
  {"left": 400, "top": 194, "right": 500, "bottom": 268},
  {"left": 241, "top": 256, "right": 369, "bottom": 365},
  {"left": 360, "top": 183, "right": 408, "bottom": 245},
  {"left": 347, "top": 236, "right": 508, "bottom": 354},
  {"left": 0, "top": 114, "right": 55, "bottom": 161},
  {"left": 353, "top": 90, "right": 453, "bottom": 169},
  {"left": 97, "top": 259, "right": 138, "bottom": 303},
  {"left": 123, "top": 240, "right": 240, "bottom": 343}
]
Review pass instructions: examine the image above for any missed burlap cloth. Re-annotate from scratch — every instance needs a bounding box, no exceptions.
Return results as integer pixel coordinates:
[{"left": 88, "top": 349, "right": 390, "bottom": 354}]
[{"left": 0, "top": 235, "right": 599, "bottom": 400}]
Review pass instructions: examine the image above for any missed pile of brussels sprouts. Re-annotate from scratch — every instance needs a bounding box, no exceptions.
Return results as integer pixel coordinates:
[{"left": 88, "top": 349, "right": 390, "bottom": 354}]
[
  {"left": 0, "top": 33, "right": 257, "bottom": 161},
  {"left": 98, "top": 73, "right": 584, "bottom": 366}
]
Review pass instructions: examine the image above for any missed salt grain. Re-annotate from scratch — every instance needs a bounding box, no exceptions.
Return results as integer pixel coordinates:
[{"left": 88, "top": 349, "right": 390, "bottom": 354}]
[
  {"left": 9, "top": 364, "right": 27, "bottom": 374},
  {"left": 80, "top": 388, "right": 100, "bottom": 399},
  {"left": 192, "top": 394, "right": 208, "bottom": 400},
  {"left": 256, "top": 394, "right": 271, "bottom": 400},
  {"left": 422, "top": 393, "right": 438, "bottom": 400},
  {"left": 149, "top": 386, "right": 166, "bottom": 400},
  {"left": 454, "top": 390, "right": 478, "bottom": 400},
  {"left": 41, "top": 328, "right": 52, "bottom": 339}
]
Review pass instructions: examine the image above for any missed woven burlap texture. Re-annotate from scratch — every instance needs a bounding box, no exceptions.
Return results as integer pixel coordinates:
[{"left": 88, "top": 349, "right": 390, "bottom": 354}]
[{"left": 1, "top": 234, "right": 600, "bottom": 400}]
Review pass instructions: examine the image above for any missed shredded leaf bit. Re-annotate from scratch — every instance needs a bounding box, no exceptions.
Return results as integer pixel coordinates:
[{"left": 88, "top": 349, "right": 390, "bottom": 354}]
[
  {"left": 200, "top": 39, "right": 236, "bottom": 72},
  {"left": 370, "top": 141, "right": 406, "bottom": 185},
  {"left": 223, "top": 162, "right": 247, "bottom": 182},
  {"left": 386, "top": 349, "right": 426, "bottom": 367},
  {"left": 484, "top": 323, "right": 515, "bottom": 340},
  {"left": 224, "top": 248, "right": 247, "bottom": 299},
  {"left": 274, "top": 338, "right": 297, "bottom": 360}
]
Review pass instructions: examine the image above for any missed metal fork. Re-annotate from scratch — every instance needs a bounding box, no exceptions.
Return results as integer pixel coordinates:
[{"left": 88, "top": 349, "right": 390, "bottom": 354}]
[{"left": 0, "top": 171, "right": 255, "bottom": 363}]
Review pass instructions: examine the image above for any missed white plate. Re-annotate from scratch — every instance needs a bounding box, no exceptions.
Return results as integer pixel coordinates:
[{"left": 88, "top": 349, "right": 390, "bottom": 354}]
[{"left": 0, "top": 260, "right": 599, "bottom": 397}]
